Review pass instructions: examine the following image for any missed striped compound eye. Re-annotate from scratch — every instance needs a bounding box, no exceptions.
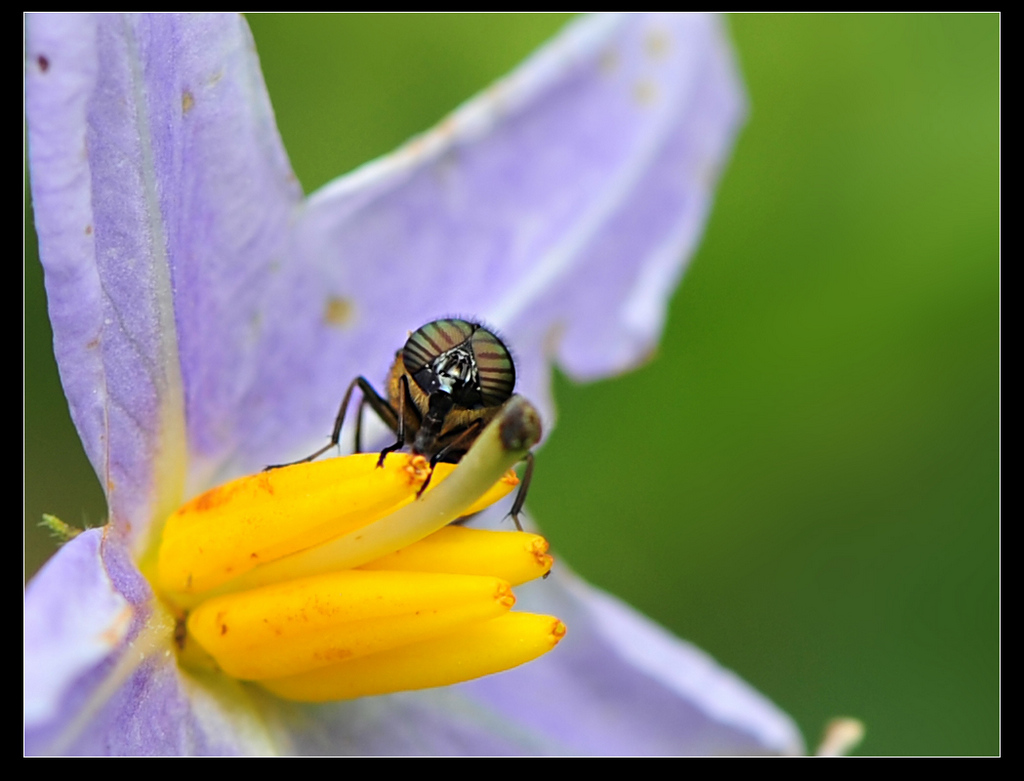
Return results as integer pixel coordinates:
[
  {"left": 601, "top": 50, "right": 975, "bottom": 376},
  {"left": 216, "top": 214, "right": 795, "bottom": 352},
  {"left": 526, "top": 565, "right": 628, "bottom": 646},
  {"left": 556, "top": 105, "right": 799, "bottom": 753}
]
[{"left": 403, "top": 319, "right": 516, "bottom": 409}]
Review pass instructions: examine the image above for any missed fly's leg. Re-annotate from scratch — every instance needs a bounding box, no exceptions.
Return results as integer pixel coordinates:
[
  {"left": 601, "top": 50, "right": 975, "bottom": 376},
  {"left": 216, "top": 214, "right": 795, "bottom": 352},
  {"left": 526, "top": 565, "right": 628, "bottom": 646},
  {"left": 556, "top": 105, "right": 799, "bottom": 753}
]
[
  {"left": 376, "top": 374, "right": 411, "bottom": 468},
  {"left": 264, "top": 377, "right": 397, "bottom": 470},
  {"left": 506, "top": 452, "right": 534, "bottom": 532},
  {"left": 416, "top": 418, "right": 485, "bottom": 498},
  {"left": 353, "top": 393, "right": 370, "bottom": 454}
]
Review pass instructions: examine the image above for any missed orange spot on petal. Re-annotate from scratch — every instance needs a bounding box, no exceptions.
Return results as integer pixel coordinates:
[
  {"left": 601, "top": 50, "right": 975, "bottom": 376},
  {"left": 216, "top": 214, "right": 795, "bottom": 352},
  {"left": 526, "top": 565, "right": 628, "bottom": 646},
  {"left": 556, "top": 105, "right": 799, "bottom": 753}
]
[
  {"left": 323, "top": 297, "right": 355, "bottom": 328},
  {"left": 644, "top": 29, "right": 671, "bottom": 61},
  {"left": 632, "top": 80, "right": 658, "bottom": 107}
]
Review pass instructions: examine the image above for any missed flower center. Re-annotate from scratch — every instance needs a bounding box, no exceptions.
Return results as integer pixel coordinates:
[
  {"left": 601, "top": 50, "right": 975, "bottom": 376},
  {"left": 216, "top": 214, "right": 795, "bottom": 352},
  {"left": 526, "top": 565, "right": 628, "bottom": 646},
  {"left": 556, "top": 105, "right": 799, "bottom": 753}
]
[{"left": 151, "top": 397, "right": 564, "bottom": 702}]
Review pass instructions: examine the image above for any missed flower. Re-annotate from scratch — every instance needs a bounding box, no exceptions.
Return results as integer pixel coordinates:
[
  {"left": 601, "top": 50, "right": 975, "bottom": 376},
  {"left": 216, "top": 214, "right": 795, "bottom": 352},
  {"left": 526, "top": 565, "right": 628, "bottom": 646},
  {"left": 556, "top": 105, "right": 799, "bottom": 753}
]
[{"left": 25, "top": 13, "right": 803, "bottom": 755}]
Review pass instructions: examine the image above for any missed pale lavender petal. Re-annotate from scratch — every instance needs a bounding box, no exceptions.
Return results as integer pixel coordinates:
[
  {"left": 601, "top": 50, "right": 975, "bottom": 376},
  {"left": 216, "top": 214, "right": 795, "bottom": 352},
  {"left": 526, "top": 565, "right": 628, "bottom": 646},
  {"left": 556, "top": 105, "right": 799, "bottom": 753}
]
[
  {"left": 35, "top": 652, "right": 273, "bottom": 756},
  {"left": 27, "top": 13, "right": 303, "bottom": 536},
  {"left": 25, "top": 530, "right": 130, "bottom": 734},
  {"left": 28, "top": 12, "right": 743, "bottom": 514},
  {"left": 25, "top": 531, "right": 277, "bottom": 755},
  {"left": 458, "top": 569, "right": 804, "bottom": 755},
  {"left": 229, "top": 12, "right": 746, "bottom": 468},
  {"left": 27, "top": 15, "right": 110, "bottom": 510}
]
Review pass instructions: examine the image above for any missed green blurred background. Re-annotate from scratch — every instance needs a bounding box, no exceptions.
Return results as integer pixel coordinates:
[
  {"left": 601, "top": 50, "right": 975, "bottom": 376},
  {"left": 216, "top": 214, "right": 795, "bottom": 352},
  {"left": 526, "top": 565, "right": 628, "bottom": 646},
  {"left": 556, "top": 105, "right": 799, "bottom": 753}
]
[{"left": 25, "top": 14, "right": 998, "bottom": 755}]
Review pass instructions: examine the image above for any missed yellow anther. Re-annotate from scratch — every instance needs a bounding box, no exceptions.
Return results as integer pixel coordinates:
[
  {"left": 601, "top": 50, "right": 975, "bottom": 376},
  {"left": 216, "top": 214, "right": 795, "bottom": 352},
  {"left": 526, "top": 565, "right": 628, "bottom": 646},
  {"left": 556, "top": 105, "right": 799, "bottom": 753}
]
[
  {"left": 187, "top": 569, "right": 516, "bottom": 680},
  {"left": 358, "top": 525, "right": 552, "bottom": 586},
  {"left": 159, "top": 396, "right": 560, "bottom": 701},
  {"left": 259, "top": 613, "right": 567, "bottom": 702},
  {"left": 159, "top": 454, "right": 429, "bottom": 597},
  {"left": 157, "top": 454, "right": 491, "bottom": 603}
]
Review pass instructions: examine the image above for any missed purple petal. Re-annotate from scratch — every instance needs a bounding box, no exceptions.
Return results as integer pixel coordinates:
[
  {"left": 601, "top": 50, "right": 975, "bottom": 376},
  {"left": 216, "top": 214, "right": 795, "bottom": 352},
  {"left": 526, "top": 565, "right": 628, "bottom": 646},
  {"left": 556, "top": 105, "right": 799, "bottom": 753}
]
[
  {"left": 25, "top": 531, "right": 277, "bottom": 755},
  {"left": 27, "top": 13, "right": 303, "bottom": 538},
  {"left": 458, "top": 569, "right": 803, "bottom": 755},
  {"left": 29, "top": 12, "right": 745, "bottom": 516},
  {"left": 232, "top": 12, "right": 746, "bottom": 471},
  {"left": 25, "top": 530, "right": 130, "bottom": 736}
]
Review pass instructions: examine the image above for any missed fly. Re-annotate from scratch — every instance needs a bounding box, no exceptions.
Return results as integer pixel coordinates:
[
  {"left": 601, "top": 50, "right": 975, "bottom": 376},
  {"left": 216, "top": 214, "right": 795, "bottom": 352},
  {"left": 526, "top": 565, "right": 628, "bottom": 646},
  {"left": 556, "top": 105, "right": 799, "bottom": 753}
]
[{"left": 268, "top": 318, "right": 535, "bottom": 530}]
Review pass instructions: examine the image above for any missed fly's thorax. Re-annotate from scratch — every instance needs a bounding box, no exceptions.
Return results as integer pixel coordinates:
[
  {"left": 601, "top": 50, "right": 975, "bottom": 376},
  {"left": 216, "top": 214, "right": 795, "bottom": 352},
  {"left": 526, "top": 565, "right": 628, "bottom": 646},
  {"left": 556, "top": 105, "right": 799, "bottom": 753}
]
[
  {"left": 430, "top": 405, "right": 502, "bottom": 461},
  {"left": 442, "top": 404, "right": 502, "bottom": 437}
]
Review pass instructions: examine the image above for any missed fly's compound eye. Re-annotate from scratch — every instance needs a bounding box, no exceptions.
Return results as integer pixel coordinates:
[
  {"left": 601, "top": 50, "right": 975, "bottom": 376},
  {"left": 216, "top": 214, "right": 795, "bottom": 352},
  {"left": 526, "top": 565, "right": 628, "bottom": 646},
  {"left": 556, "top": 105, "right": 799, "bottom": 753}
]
[
  {"left": 403, "top": 319, "right": 516, "bottom": 408},
  {"left": 468, "top": 326, "right": 515, "bottom": 407}
]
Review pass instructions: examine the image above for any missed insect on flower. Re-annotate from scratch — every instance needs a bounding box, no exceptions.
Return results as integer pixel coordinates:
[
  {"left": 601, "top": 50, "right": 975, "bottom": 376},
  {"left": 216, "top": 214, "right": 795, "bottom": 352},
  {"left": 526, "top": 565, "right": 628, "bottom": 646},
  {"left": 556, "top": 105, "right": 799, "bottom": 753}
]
[{"left": 269, "top": 318, "right": 536, "bottom": 530}]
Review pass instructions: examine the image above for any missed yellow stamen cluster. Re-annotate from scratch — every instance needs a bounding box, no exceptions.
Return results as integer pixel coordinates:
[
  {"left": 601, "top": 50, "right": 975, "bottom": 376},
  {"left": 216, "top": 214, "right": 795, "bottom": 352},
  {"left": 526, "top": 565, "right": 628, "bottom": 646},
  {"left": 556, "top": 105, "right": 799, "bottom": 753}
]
[{"left": 154, "top": 398, "right": 563, "bottom": 702}]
